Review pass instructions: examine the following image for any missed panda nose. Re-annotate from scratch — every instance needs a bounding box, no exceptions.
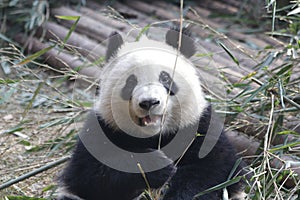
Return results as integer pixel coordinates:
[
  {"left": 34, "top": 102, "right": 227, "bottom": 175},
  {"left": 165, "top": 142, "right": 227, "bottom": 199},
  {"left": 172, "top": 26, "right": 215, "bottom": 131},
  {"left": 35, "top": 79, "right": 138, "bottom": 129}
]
[{"left": 139, "top": 99, "right": 160, "bottom": 111}]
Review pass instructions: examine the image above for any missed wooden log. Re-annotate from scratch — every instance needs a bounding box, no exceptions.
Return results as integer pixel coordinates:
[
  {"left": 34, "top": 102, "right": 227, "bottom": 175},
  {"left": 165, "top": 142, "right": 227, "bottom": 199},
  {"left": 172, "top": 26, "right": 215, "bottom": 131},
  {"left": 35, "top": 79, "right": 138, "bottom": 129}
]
[
  {"left": 227, "top": 130, "right": 260, "bottom": 156},
  {"left": 186, "top": 9, "right": 259, "bottom": 69},
  {"left": 51, "top": 6, "right": 116, "bottom": 42},
  {"left": 198, "top": 0, "right": 239, "bottom": 15},
  {"left": 36, "top": 22, "right": 106, "bottom": 61},
  {"left": 124, "top": 0, "right": 178, "bottom": 20},
  {"left": 217, "top": 0, "right": 241, "bottom": 8},
  {"left": 78, "top": 6, "right": 129, "bottom": 31},
  {"left": 108, "top": 1, "right": 150, "bottom": 22},
  {"left": 14, "top": 33, "right": 101, "bottom": 82}
]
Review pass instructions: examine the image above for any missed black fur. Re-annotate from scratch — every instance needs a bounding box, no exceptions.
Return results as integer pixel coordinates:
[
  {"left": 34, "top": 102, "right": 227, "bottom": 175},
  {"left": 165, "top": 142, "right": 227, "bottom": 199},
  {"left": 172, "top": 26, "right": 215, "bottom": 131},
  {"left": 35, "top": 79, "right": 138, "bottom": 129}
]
[
  {"left": 159, "top": 71, "right": 178, "bottom": 96},
  {"left": 107, "top": 28, "right": 196, "bottom": 61},
  {"left": 165, "top": 27, "right": 196, "bottom": 58},
  {"left": 57, "top": 106, "right": 245, "bottom": 200},
  {"left": 121, "top": 74, "right": 138, "bottom": 100},
  {"left": 106, "top": 32, "right": 124, "bottom": 61}
]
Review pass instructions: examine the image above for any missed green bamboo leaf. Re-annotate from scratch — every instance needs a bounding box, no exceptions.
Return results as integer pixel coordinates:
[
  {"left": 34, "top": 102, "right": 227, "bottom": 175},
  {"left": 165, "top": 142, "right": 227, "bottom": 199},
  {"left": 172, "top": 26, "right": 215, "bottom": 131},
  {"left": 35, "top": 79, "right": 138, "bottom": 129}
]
[
  {"left": 0, "top": 79, "right": 19, "bottom": 84},
  {"left": 242, "top": 83, "right": 268, "bottom": 107},
  {"left": 275, "top": 64, "right": 293, "bottom": 76},
  {"left": 55, "top": 15, "right": 80, "bottom": 47},
  {"left": 1, "top": 120, "right": 30, "bottom": 135},
  {"left": 255, "top": 52, "right": 276, "bottom": 70},
  {"left": 55, "top": 15, "right": 80, "bottom": 20},
  {"left": 227, "top": 158, "right": 242, "bottom": 180},
  {"left": 241, "top": 71, "right": 257, "bottom": 80},
  {"left": 42, "top": 184, "right": 55, "bottom": 192},
  {"left": 193, "top": 176, "right": 242, "bottom": 199},
  {"left": 17, "top": 45, "right": 55, "bottom": 65},
  {"left": 217, "top": 41, "right": 239, "bottom": 66},
  {"left": 195, "top": 52, "right": 213, "bottom": 57},
  {"left": 136, "top": 24, "right": 151, "bottom": 41},
  {"left": 270, "top": 141, "right": 300, "bottom": 152},
  {"left": 277, "top": 130, "right": 299, "bottom": 135},
  {"left": 39, "top": 117, "right": 74, "bottom": 129},
  {"left": 2, "top": 126, "right": 23, "bottom": 134},
  {"left": 22, "top": 82, "right": 43, "bottom": 119}
]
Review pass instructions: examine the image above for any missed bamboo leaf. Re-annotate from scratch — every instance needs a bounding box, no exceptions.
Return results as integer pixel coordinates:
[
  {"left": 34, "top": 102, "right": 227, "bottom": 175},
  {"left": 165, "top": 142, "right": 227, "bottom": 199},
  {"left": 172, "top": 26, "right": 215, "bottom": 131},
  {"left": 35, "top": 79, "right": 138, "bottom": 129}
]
[
  {"left": 22, "top": 82, "right": 43, "bottom": 119},
  {"left": 195, "top": 52, "right": 213, "bottom": 57},
  {"left": 55, "top": 15, "right": 80, "bottom": 21},
  {"left": 275, "top": 64, "right": 293, "bottom": 76},
  {"left": 17, "top": 45, "right": 55, "bottom": 65},
  {"left": 2, "top": 126, "right": 24, "bottom": 135},
  {"left": 136, "top": 24, "right": 151, "bottom": 41},
  {"left": 227, "top": 158, "right": 242, "bottom": 180},
  {"left": 242, "top": 83, "right": 269, "bottom": 107},
  {"left": 270, "top": 141, "right": 300, "bottom": 152},
  {"left": 55, "top": 15, "right": 80, "bottom": 48},
  {"left": 287, "top": 6, "right": 300, "bottom": 16},
  {"left": 241, "top": 71, "right": 257, "bottom": 80},
  {"left": 1, "top": 120, "right": 30, "bottom": 135},
  {"left": 0, "top": 79, "right": 19, "bottom": 84},
  {"left": 217, "top": 41, "right": 239, "bottom": 66},
  {"left": 277, "top": 130, "right": 299, "bottom": 135},
  {"left": 193, "top": 176, "right": 242, "bottom": 199}
]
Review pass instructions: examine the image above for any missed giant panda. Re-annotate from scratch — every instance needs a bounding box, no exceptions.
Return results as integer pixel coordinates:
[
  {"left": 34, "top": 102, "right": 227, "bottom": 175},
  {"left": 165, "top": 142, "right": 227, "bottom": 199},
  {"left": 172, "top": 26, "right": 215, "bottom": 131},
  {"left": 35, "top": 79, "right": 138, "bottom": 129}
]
[{"left": 57, "top": 27, "right": 246, "bottom": 200}]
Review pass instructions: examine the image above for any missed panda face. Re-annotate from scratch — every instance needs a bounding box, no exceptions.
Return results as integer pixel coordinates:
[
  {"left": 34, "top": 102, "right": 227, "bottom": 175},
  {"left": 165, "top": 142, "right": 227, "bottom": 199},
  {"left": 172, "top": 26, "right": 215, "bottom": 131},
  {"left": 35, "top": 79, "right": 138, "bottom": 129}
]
[
  {"left": 127, "top": 75, "right": 169, "bottom": 130},
  {"left": 94, "top": 34, "right": 207, "bottom": 138},
  {"left": 121, "top": 70, "right": 178, "bottom": 131},
  {"left": 113, "top": 64, "right": 180, "bottom": 137}
]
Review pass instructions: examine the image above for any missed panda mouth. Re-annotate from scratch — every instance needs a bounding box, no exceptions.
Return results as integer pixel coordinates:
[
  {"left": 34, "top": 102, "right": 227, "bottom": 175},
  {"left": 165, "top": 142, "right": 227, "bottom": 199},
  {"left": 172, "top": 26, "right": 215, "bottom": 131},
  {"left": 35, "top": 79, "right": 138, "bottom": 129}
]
[{"left": 138, "top": 115, "right": 162, "bottom": 127}]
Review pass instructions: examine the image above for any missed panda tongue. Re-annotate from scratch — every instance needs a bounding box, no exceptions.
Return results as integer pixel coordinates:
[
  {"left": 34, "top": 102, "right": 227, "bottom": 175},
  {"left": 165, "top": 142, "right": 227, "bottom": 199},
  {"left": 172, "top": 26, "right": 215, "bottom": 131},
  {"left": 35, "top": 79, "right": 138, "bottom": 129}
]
[{"left": 143, "top": 115, "right": 152, "bottom": 125}]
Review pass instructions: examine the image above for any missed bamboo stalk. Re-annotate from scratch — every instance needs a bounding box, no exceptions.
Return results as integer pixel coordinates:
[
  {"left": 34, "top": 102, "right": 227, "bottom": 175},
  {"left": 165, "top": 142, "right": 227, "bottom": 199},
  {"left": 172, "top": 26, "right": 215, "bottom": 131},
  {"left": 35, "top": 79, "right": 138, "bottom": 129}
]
[{"left": 0, "top": 156, "right": 70, "bottom": 190}]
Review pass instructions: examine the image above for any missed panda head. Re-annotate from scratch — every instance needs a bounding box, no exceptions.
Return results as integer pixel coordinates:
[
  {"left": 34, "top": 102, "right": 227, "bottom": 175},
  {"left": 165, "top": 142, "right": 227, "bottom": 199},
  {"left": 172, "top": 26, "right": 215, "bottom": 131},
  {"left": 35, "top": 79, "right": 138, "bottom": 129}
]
[{"left": 94, "top": 29, "right": 207, "bottom": 138}]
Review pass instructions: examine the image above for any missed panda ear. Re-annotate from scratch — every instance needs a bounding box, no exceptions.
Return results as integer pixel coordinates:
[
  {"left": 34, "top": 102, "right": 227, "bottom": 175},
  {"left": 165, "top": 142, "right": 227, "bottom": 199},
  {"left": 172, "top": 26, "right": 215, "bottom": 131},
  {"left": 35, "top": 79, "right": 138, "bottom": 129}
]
[
  {"left": 106, "top": 32, "right": 124, "bottom": 61},
  {"left": 166, "top": 27, "right": 196, "bottom": 58}
]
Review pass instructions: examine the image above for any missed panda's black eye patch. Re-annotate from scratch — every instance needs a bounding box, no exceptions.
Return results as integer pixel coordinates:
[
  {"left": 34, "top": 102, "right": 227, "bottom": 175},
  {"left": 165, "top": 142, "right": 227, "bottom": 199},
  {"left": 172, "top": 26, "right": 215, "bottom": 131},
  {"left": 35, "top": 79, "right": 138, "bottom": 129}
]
[
  {"left": 121, "top": 74, "right": 137, "bottom": 100},
  {"left": 159, "top": 71, "right": 178, "bottom": 95}
]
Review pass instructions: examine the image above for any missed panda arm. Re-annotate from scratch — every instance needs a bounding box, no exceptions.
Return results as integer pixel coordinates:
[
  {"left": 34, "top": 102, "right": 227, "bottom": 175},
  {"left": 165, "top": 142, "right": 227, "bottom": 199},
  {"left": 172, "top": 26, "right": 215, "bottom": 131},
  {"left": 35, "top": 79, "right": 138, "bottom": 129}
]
[
  {"left": 58, "top": 139, "right": 142, "bottom": 200},
  {"left": 162, "top": 106, "right": 244, "bottom": 200},
  {"left": 58, "top": 140, "right": 175, "bottom": 200},
  {"left": 162, "top": 133, "right": 240, "bottom": 200}
]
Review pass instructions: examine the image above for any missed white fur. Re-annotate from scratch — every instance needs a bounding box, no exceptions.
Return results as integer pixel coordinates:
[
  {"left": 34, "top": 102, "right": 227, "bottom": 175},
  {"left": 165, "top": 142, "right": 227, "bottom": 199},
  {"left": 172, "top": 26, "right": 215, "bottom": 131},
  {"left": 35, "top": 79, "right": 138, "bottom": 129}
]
[{"left": 94, "top": 36, "right": 207, "bottom": 137}]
